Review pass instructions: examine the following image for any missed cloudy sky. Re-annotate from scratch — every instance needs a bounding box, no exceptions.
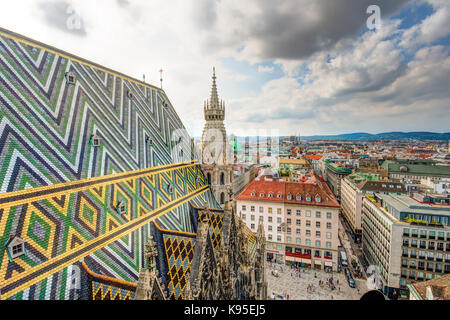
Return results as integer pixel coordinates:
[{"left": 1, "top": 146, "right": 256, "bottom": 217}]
[{"left": 1, "top": 0, "right": 449, "bottom": 137}]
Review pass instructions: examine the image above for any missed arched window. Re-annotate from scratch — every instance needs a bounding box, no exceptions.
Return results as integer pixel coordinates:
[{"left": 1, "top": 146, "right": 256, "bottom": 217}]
[
  {"left": 207, "top": 173, "right": 211, "bottom": 185},
  {"left": 220, "top": 192, "right": 225, "bottom": 205},
  {"left": 220, "top": 172, "right": 225, "bottom": 185}
]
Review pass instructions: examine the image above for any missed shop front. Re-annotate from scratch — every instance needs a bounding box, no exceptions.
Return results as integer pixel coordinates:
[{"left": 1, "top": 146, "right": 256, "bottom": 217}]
[{"left": 313, "top": 260, "right": 322, "bottom": 270}]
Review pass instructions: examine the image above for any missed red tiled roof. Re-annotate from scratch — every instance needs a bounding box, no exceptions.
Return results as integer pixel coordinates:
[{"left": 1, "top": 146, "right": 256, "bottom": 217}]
[
  {"left": 304, "top": 155, "right": 323, "bottom": 160},
  {"left": 236, "top": 174, "right": 340, "bottom": 208}
]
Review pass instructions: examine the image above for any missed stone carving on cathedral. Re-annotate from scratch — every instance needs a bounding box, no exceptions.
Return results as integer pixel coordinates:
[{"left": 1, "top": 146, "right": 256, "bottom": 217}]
[{"left": 135, "top": 236, "right": 167, "bottom": 300}]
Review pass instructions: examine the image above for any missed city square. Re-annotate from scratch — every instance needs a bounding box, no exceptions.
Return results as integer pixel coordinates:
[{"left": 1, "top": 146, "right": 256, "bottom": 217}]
[{"left": 266, "top": 262, "right": 368, "bottom": 300}]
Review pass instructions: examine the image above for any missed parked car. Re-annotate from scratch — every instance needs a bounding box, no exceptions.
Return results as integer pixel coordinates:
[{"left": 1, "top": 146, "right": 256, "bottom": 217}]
[{"left": 345, "top": 268, "right": 356, "bottom": 288}]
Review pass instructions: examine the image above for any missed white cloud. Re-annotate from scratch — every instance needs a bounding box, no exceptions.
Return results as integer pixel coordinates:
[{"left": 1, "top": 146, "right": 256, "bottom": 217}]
[
  {"left": 0, "top": 0, "right": 448, "bottom": 137},
  {"left": 257, "top": 65, "right": 274, "bottom": 73}
]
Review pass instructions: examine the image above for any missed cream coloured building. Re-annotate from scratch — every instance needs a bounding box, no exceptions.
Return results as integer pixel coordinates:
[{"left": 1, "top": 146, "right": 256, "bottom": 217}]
[{"left": 236, "top": 171, "right": 340, "bottom": 271}]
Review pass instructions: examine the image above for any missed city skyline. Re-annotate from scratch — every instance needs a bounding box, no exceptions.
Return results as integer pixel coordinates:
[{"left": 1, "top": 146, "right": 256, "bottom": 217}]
[{"left": 1, "top": 0, "right": 449, "bottom": 137}]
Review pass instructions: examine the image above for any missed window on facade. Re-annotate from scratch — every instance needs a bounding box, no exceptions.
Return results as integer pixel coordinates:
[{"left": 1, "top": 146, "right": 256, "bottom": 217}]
[
  {"left": 327, "top": 212, "right": 332, "bottom": 219},
  {"left": 268, "top": 217, "right": 273, "bottom": 222},
  {"left": 12, "top": 244, "right": 23, "bottom": 256},
  {"left": 277, "top": 226, "right": 282, "bottom": 232},
  {"left": 268, "top": 208, "right": 273, "bottom": 213},
  {"left": 242, "top": 205, "right": 246, "bottom": 211},
  {"left": 259, "top": 207, "right": 264, "bottom": 213},
  {"left": 242, "top": 214, "right": 246, "bottom": 220},
  {"left": 306, "top": 230, "right": 311, "bottom": 236},
  {"left": 251, "top": 206, "right": 255, "bottom": 212},
  {"left": 251, "top": 215, "right": 255, "bottom": 221},
  {"left": 316, "top": 231, "right": 321, "bottom": 237},
  {"left": 259, "top": 216, "right": 264, "bottom": 222},
  {"left": 326, "top": 242, "right": 331, "bottom": 248},
  {"left": 296, "top": 210, "right": 301, "bottom": 216},
  {"left": 306, "top": 220, "right": 311, "bottom": 227},
  {"left": 268, "top": 226, "right": 272, "bottom": 231},
  {"left": 316, "top": 212, "right": 321, "bottom": 218},
  {"left": 315, "top": 240, "right": 321, "bottom": 247},
  {"left": 268, "top": 234, "right": 272, "bottom": 240},
  {"left": 277, "top": 236, "right": 282, "bottom": 242},
  {"left": 287, "top": 218, "right": 291, "bottom": 224},
  {"left": 306, "top": 239, "right": 311, "bottom": 245},
  {"left": 251, "top": 224, "right": 255, "bottom": 229},
  {"left": 296, "top": 229, "right": 301, "bottom": 234},
  {"left": 306, "top": 211, "right": 311, "bottom": 217},
  {"left": 277, "top": 217, "right": 282, "bottom": 223},
  {"left": 287, "top": 228, "right": 291, "bottom": 234},
  {"left": 296, "top": 238, "right": 301, "bottom": 244},
  {"left": 296, "top": 219, "right": 301, "bottom": 225},
  {"left": 316, "top": 222, "right": 321, "bottom": 228},
  {"left": 277, "top": 208, "right": 282, "bottom": 214},
  {"left": 327, "top": 222, "right": 332, "bottom": 229},
  {"left": 287, "top": 195, "right": 292, "bottom": 200},
  {"left": 296, "top": 195, "right": 301, "bottom": 201},
  {"left": 286, "top": 237, "right": 291, "bottom": 242},
  {"left": 287, "top": 209, "right": 291, "bottom": 215},
  {"left": 326, "top": 232, "right": 332, "bottom": 239}
]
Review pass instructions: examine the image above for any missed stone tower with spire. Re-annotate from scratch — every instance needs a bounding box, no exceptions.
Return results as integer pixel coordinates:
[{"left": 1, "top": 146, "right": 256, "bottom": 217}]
[{"left": 201, "top": 67, "right": 233, "bottom": 207}]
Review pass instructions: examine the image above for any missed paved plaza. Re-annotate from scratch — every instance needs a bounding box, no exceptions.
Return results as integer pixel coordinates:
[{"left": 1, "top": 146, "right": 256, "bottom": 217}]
[{"left": 266, "top": 262, "right": 369, "bottom": 300}]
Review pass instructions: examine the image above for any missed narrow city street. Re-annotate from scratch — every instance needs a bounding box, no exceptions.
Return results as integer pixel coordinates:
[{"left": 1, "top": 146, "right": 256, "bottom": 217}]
[
  {"left": 266, "top": 262, "right": 368, "bottom": 300},
  {"left": 338, "top": 214, "right": 367, "bottom": 279}
]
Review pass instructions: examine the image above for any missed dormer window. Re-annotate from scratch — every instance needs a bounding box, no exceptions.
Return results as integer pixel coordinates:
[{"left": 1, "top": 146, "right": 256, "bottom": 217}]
[
  {"left": 6, "top": 236, "right": 27, "bottom": 261},
  {"left": 260, "top": 193, "right": 265, "bottom": 197},
  {"left": 127, "top": 89, "right": 133, "bottom": 99},
  {"left": 316, "top": 197, "right": 321, "bottom": 203},
  {"left": 287, "top": 195, "right": 292, "bottom": 200},
  {"left": 306, "top": 196, "right": 311, "bottom": 202},
  {"left": 116, "top": 201, "right": 126, "bottom": 215},
  {"left": 296, "top": 195, "right": 302, "bottom": 201},
  {"left": 251, "top": 192, "right": 256, "bottom": 197},
  {"left": 268, "top": 193, "right": 273, "bottom": 198},
  {"left": 65, "top": 72, "right": 75, "bottom": 84},
  {"left": 90, "top": 135, "right": 101, "bottom": 147},
  {"left": 277, "top": 193, "right": 283, "bottom": 199}
]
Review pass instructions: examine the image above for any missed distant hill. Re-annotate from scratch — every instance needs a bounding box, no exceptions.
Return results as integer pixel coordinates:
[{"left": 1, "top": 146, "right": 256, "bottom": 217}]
[
  {"left": 300, "top": 132, "right": 450, "bottom": 141},
  {"left": 193, "top": 132, "right": 450, "bottom": 142}
]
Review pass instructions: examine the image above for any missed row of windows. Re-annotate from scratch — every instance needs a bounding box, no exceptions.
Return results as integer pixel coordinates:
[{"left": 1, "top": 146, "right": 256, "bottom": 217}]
[
  {"left": 403, "top": 228, "right": 449, "bottom": 240},
  {"left": 241, "top": 206, "right": 333, "bottom": 219},
  {"left": 248, "top": 192, "right": 322, "bottom": 202}
]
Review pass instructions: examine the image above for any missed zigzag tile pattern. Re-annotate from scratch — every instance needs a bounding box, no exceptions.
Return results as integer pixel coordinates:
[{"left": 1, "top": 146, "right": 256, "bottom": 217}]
[{"left": 0, "top": 28, "right": 221, "bottom": 300}]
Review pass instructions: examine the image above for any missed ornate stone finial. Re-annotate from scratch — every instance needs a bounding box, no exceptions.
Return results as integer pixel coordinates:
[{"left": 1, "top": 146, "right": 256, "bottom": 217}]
[
  {"left": 145, "top": 235, "right": 158, "bottom": 271},
  {"left": 209, "top": 67, "right": 220, "bottom": 109}
]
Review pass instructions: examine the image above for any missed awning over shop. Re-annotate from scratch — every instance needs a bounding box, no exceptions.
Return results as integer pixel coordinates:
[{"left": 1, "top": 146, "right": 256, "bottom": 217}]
[
  {"left": 285, "top": 256, "right": 295, "bottom": 262},
  {"left": 324, "top": 261, "right": 333, "bottom": 267},
  {"left": 314, "top": 260, "right": 322, "bottom": 265},
  {"left": 301, "top": 258, "right": 311, "bottom": 264}
]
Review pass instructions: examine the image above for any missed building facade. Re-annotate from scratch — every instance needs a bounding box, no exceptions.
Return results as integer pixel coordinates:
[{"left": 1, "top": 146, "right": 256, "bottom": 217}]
[
  {"left": 361, "top": 193, "right": 450, "bottom": 299},
  {"left": 236, "top": 172, "right": 340, "bottom": 271},
  {"left": 341, "top": 174, "right": 407, "bottom": 242}
]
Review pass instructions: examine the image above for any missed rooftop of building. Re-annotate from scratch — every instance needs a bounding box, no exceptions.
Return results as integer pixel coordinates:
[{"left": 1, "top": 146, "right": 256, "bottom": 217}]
[
  {"left": 236, "top": 173, "right": 340, "bottom": 208},
  {"left": 279, "top": 158, "right": 310, "bottom": 166},
  {"left": 381, "top": 160, "right": 450, "bottom": 177},
  {"left": 408, "top": 274, "right": 450, "bottom": 300}
]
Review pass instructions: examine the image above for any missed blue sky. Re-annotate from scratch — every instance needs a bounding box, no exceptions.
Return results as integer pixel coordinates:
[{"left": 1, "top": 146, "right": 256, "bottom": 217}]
[{"left": 1, "top": 0, "right": 449, "bottom": 137}]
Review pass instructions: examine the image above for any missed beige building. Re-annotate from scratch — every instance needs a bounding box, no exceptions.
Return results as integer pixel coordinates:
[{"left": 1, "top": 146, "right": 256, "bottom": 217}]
[
  {"left": 341, "top": 174, "right": 406, "bottom": 242},
  {"left": 236, "top": 171, "right": 341, "bottom": 271},
  {"left": 362, "top": 193, "right": 450, "bottom": 299}
]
